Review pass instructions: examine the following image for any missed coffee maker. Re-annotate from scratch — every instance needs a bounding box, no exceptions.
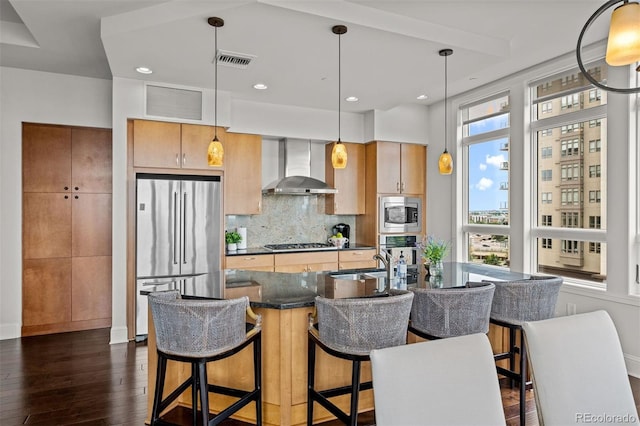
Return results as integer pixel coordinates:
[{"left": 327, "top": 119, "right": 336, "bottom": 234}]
[{"left": 332, "top": 223, "right": 351, "bottom": 248}]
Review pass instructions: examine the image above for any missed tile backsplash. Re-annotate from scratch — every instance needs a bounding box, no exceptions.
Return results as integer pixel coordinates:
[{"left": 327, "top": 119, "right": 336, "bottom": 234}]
[{"left": 225, "top": 195, "right": 355, "bottom": 248}]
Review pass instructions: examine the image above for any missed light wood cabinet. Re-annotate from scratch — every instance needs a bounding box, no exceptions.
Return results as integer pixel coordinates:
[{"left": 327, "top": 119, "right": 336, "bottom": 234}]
[
  {"left": 324, "top": 142, "right": 365, "bottom": 214},
  {"left": 274, "top": 251, "right": 339, "bottom": 273},
  {"left": 224, "top": 133, "right": 262, "bottom": 214},
  {"left": 372, "top": 141, "right": 425, "bottom": 195},
  {"left": 22, "top": 123, "right": 112, "bottom": 336},
  {"left": 132, "top": 119, "right": 227, "bottom": 170},
  {"left": 338, "top": 248, "right": 377, "bottom": 270},
  {"left": 225, "top": 254, "right": 274, "bottom": 272}
]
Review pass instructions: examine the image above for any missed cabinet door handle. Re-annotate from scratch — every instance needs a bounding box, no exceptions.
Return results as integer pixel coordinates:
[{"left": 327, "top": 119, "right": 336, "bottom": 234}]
[
  {"left": 75, "top": 186, "right": 79, "bottom": 191},
  {"left": 396, "top": 182, "right": 400, "bottom": 192},
  {"left": 64, "top": 186, "right": 69, "bottom": 191},
  {"left": 353, "top": 251, "right": 363, "bottom": 256},
  {"left": 74, "top": 195, "right": 79, "bottom": 199},
  {"left": 182, "top": 153, "right": 186, "bottom": 166},
  {"left": 258, "top": 200, "right": 261, "bottom": 211},
  {"left": 176, "top": 154, "right": 179, "bottom": 166},
  {"left": 243, "top": 257, "right": 256, "bottom": 261},
  {"left": 401, "top": 182, "right": 405, "bottom": 192},
  {"left": 64, "top": 195, "right": 69, "bottom": 199}
]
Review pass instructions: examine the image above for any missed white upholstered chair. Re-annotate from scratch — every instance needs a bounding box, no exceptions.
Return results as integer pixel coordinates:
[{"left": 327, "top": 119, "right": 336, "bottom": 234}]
[
  {"left": 370, "top": 333, "right": 506, "bottom": 426},
  {"left": 523, "top": 310, "right": 639, "bottom": 426}
]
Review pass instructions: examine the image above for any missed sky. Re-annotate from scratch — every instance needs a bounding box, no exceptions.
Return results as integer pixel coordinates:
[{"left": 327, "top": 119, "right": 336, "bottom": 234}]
[{"left": 467, "top": 114, "right": 510, "bottom": 212}]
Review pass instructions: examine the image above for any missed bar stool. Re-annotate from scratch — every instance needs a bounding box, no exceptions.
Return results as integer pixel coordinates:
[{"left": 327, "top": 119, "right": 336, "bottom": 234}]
[
  {"left": 408, "top": 282, "right": 496, "bottom": 340},
  {"left": 486, "top": 276, "right": 562, "bottom": 426},
  {"left": 307, "top": 290, "right": 414, "bottom": 426},
  {"left": 148, "top": 290, "right": 262, "bottom": 426}
]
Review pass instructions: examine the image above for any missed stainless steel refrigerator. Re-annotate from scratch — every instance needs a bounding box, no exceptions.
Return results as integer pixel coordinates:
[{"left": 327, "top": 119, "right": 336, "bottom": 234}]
[{"left": 135, "top": 173, "right": 222, "bottom": 338}]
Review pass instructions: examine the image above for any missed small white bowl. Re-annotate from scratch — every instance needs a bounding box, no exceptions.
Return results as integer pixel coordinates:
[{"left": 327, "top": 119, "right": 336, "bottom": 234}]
[{"left": 328, "top": 237, "right": 349, "bottom": 249}]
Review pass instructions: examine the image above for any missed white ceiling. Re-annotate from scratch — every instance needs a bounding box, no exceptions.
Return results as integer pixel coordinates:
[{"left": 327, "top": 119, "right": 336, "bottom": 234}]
[{"left": 1, "top": 0, "right": 610, "bottom": 113}]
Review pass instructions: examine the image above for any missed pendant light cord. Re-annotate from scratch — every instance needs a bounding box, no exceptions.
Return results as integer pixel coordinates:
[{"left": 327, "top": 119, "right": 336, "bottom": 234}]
[
  {"left": 214, "top": 25, "right": 218, "bottom": 141},
  {"left": 444, "top": 52, "right": 448, "bottom": 152},
  {"left": 338, "top": 31, "right": 341, "bottom": 143}
]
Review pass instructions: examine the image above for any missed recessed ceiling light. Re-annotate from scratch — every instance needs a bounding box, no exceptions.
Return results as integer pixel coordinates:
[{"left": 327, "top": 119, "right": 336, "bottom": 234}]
[
  {"left": 253, "top": 83, "right": 268, "bottom": 90},
  {"left": 345, "top": 96, "right": 358, "bottom": 102},
  {"left": 136, "top": 66, "right": 153, "bottom": 74},
  {"left": 417, "top": 94, "right": 428, "bottom": 100}
]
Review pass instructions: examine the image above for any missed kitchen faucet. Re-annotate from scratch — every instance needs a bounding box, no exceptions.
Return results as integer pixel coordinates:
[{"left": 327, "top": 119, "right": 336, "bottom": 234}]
[{"left": 373, "top": 249, "right": 393, "bottom": 291}]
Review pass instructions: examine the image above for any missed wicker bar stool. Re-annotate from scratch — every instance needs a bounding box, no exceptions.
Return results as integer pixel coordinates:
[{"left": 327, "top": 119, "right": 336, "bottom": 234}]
[
  {"left": 486, "top": 276, "right": 562, "bottom": 426},
  {"left": 148, "top": 290, "right": 262, "bottom": 426},
  {"left": 408, "top": 282, "right": 496, "bottom": 340},
  {"left": 307, "top": 290, "right": 414, "bottom": 426}
]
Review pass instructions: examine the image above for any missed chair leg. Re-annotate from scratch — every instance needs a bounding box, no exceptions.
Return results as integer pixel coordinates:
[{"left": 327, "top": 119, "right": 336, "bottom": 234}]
[
  {"left": 191, "top": 363, "right": 199, "bottom": 426},
  {"left": 519, "top": 332, "right": 527, "bottom": 426},
  {"left": 254, "top": 334, "right": 263, "bottom": 425},
  {"left": 307, "top": 338, "right": 316, "bottom": 426},
  {"left": 151, "top": 354, "right": 168, "bottom": 425},
  {"left": 509, "top": 326, "right": 517, "bottom": 388},
  {"left": 198, "top": 362, "right": 209, "bottom": 426},
  {"left": 349, "top": 360, "right": 362, "bottom": 426}
]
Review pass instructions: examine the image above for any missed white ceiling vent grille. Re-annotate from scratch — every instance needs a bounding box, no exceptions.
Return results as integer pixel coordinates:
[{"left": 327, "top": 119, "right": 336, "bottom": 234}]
[
  {"left": 215, "top": 49, "right": 256, "bottom": 69},
  {"left": 146, "top": 85, "right": 202, "bottom": 120}
]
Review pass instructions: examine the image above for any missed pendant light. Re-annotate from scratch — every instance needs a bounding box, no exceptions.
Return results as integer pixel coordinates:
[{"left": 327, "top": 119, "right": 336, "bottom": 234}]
[
  {"left": 207, "top": 17, "right": 224, "bottom": 166},
  {"left": 331, "top": 25, "right": 348, "bottom": 169},
  {"left": 438, "top": 48, "right": 454, "bottom": 175},
  {"left": 576, "top": 0, "right": 640, "bottom": 94}
]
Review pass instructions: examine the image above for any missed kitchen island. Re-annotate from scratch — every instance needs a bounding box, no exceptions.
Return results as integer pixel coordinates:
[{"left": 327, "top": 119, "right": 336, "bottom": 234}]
[{"left": 146, "top": 264, "right": 531, "bottom": 425}]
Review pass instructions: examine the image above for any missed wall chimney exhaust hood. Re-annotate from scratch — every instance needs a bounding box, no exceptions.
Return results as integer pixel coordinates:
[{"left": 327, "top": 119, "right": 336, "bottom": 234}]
[{"left": 262, "top": 139, "right": 337, "bottom": 195}]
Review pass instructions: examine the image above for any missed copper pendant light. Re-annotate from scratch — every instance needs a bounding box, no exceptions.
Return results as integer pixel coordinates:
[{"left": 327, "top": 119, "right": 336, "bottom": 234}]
[
  {"left": 438, "top": 48, "right": 453, "bottom": 175},
  {"left": 331, "top": 25, "right": 348, "bottom": 169},
  {"left": 207, "top": 17, "right": 224, "bottom": 166}
]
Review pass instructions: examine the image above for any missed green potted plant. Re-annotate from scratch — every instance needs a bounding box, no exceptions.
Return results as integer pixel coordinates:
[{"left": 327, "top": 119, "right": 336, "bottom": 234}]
[
  {"left": 417, "top": 235, "right": 450, "bottom": 276},
  {"left": 225, "top": 230, "right": 242, "bottom": 251}
]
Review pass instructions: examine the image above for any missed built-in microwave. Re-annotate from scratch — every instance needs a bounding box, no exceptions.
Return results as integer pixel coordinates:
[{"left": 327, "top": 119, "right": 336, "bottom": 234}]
[{"left": 379, "top": 196, "right": 422, "bottom": 234}]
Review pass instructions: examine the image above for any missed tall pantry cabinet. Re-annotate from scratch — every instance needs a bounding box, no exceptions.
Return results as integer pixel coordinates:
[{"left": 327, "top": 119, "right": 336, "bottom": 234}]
[{"left": 22, "top": 123, "right": 112, "bottom": 336}]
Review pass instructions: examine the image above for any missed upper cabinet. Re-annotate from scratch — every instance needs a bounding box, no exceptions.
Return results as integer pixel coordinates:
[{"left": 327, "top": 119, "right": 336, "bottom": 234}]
[
  {"left": 224, "top": 133, "right": 262, "bottom": 215},
  {"left": 325, "top": 142, "right": 365, "bottom": 215},
  {"left": 370, "top": 141, "right": 425, "bottom": 195},
  {"left": 132, "top": 119, "right": 226, "bottom": 170}
]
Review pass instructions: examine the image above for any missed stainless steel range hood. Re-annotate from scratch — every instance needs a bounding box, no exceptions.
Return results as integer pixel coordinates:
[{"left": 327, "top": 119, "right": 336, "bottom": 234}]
[{"left": 262, "top": 139, "right": 337, "bottom": 195}]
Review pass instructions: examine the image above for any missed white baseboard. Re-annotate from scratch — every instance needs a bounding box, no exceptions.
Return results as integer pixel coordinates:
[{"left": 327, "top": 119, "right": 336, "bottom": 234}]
[
  {"left": 109, "top": 326, "right": 129, "bottom": 344},
  {"left": 625, "top": 353, "right": 640, "bottom": 378},
  {"left": 0, "top": 323, "right": 21, "bottom": 340}
]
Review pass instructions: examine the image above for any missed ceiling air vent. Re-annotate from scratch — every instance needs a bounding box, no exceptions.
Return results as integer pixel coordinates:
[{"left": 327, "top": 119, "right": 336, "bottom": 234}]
[
  {"left": 146, "top": 85, "right": 202, "bottom": 120},
  {"left": 215, "top": 49, "right": 256, "bottom": 69}
]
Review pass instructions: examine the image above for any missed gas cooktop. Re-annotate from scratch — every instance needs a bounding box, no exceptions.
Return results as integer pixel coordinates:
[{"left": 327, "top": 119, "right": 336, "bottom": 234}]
[{"left": 263, "top": 242, "right": 337, "bottom": 252}]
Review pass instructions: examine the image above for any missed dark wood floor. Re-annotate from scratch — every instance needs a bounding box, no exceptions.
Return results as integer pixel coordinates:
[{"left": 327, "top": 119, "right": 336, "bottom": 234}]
[{"left": 1, "top": 328, "right": 638, "bottom": 425}]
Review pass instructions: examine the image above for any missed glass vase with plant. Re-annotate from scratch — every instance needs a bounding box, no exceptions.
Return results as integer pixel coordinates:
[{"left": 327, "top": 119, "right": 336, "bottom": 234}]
[{"left": 417, "top": 235, "right": 450, "bottom": 276}]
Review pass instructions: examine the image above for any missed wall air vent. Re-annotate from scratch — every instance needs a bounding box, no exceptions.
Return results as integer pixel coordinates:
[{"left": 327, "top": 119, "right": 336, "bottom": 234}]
[
  {"left": 146, "top": 85, "right": 202, "bottom": 120},
  {"left": 215, "top": 49, "right": 256, "bottom": 69}
]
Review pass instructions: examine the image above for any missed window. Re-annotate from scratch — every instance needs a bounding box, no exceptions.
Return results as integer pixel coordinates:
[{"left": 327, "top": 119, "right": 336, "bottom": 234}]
[
  {"left": 561, "top": 164, "right": 581, "bottom": 181},
  {"left": 561, "top": 94, "right": 580, "bottom": 109},
  {"left": 541, "top": 102, "right": 552, "bottom": 114},
  {"left": 463, "top": 93, "right": 511, "bottom": 265},
  {"left": 531, "top": 61, "right": 607, "bottom": 285},
  {"left": 541, "top": 215, "right": 552, "bottom": 226},
  {"left": 561, "top": 139, "right": 581, "bottom": 157},
  {"left": 562, "top": 212, "right": 581, "bottom": 228},
  {"left": 561, "top": 188, "right": 581, "bottom": 205},
  {"left": 540, "top": 146, "right": 552, "bottom": 158},
  {"left": 561, "top": 240, "right": 581, "bottom": 254}
]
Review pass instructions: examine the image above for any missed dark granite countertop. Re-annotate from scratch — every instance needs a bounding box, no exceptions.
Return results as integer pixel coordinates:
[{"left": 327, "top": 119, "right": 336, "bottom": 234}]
[
  {"left": 148, "top": 262, "right": 533, "bottom": 310},
  {"left": 225, "top": 245, "right": 376, "bottom": 256}
]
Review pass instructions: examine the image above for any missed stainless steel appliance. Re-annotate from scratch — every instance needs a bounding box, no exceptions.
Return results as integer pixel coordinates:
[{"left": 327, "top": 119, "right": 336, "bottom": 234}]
[
  {"left": 263, "top": 242, "right": 337, "bottom": 252},
  {"left": 379, "top": 234, "right": 420, "bottom": 285},
  {"left": 379, "top": 196, "right": 422, "bottom": 233},
  {"left": 135, "top": 173, "right": 223, "bottom": 338}
]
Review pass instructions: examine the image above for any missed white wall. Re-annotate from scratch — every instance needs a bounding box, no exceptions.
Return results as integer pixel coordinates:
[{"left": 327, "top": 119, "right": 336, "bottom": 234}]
[{"left": 0, "top": 67, "right": 112, "bottom": 339}]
